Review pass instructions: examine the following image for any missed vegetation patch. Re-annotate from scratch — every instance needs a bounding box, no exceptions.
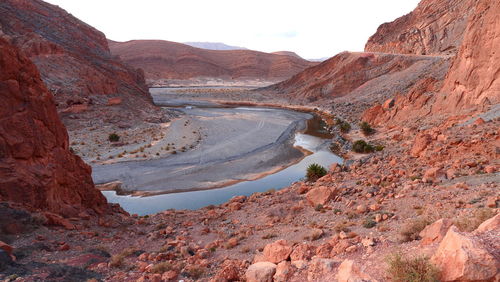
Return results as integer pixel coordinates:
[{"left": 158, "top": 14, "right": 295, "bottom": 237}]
[
  {"left": 108, "top": 133, "right": 120, "bottom": 142},
  {"left": 359, "top": 121, "right": 375, "bottom": 135},
  {"left": 387, "top": 253, "right": 439, "bottom": 282},
  {"left": 306, "top": 163, "right": 327, "bottom": 182},
  {"left": 352, "top": 140, "right": 375, "bottom": 153},
  {"left": 399, "top": 217, "right": 432, "bottom": 242}
]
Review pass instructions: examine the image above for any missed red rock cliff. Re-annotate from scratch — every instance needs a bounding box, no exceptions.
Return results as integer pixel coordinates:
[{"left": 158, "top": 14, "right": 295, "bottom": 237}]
[
  {"left": 0, "top": 37, "right": 107, "bottom": 217},
  {"left": 438, "top": 0, "right": 500, "bottom": 111},
  {"left": 365, "top": 0, "right": 475, "bottom": 55},
  {"left": 0, "top": 0, "right": 165, "bottom": 129}
]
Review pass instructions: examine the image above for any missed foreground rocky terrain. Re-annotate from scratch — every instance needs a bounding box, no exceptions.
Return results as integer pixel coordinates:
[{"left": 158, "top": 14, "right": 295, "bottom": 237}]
[{"left": 0, "top": 0, "right": 498, "bottom": 281}]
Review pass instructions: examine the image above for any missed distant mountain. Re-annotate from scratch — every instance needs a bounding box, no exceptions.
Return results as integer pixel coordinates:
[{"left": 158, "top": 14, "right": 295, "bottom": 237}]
[
  {"left": 272, "top": 51, "right": 304, "bottom": 60},
  {"left": 109, "top": 40, "right": 318, "bottom": 80},
  {"left": 184, "top": 42, "right": 248, "bottom": 50}
]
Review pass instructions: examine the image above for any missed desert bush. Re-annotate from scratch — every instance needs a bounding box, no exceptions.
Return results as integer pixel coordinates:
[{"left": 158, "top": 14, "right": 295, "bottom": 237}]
[
  {"left": 306, "top": 163, "right": 327, "bottom": 182},
  {"left": 352, "top": 140, "right": 375, "bottom": 153},
  {"left": 374, "top": 144, "right": 384, "bottom": 151},
  {"left": 150, "top": 262, "right": 173, "bottom": 274},
  {"left": 386, "top": 253, "right": 439, "bottom": 282},
  {"left": 359, "top": 122, "right": 375, "bottom": 135},
  {"left": 337, "top": 119, "right": 351, "bottom": 133},
  {"left": 399, "top": 217, "right": 432, "bottom": 242},
  {"left": 362, "top": 217, "right": 377, "bottom": 229},
  {"left": 454, "top": 208, "right": 496, "bottom": 232},
  {"left": 108, "top": 133, "right": 120, "bottom": 142}
]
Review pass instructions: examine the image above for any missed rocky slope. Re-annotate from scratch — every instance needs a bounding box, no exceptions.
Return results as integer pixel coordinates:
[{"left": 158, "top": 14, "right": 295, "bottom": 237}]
[
  {"left": 108, "top": 40, "right": 317, "bottom": 81},
  {"left": 0, "top": 0, "right": 167, "bottom": 132},
  {"left": 364, "top": 0, "right": 475, "bottom": 55},
  {"left": 267, "top": 51, "right": 450, "bottom": 119},
  {"left": 0, "top": 37, "right": 107, "bottom": 217}
]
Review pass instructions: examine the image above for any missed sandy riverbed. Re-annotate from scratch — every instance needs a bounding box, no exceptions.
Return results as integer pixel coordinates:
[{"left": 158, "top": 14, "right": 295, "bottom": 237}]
[{"left": 92, "top": 107, "right": 311, "bottom": 195}]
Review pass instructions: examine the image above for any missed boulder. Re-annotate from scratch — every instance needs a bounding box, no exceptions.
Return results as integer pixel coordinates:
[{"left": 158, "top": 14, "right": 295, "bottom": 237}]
[
  {"left": 423, "top": 167, "right": 446, "bottom": 183},
  {"left": 410, "top": 133, "right": 432, "bottom": 157},
  {"left": 306, "top": 186, "right": 337, "bottom": 207},
  {"left": 213, "top": 260, "right": 241, "bottom": 281},
  {"left": 337, "top": 259, "right": 377, "bottom": 282},
  {"left": 290, "top": 243, "right": 316, "bottom": 261},
  {"left": 245, "top": 262, "right": 277, "bottom": 282},
  {"left": 263, "top": 240, "right": 293, "bottom": 264},
  {"left": 430, "top": 226, "right": 498, "bottom": 281},
  {"left": 419, "top": 218, "right": 453, "bottom": 246},
  {"left": 273, "top": 261, "right": 294, "bottom": 282},
  {"left": 307, "top": 258, "right": 338, "bottom": 281}
]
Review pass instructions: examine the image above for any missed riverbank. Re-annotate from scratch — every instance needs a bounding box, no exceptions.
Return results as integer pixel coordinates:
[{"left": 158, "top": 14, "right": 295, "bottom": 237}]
[{"left": 92, "top": 107, "right": 312, "bottom": 195}]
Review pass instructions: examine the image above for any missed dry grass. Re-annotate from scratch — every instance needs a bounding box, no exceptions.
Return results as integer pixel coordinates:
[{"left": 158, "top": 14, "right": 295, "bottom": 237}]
[
  {"left": 454, "top": 208, "right": 496, "bottom": 232},
  {"left": 386, "top": 253, "right": 439, "bottom": 282},
  {"left": 150, "top": 262, "right": 173, "bottom": 274},
  {"left": 399, "top": 217, "right": 432, "bottom": 242},
  {"left": 109, "top": 248, "right": 138, "bottom": 268}
]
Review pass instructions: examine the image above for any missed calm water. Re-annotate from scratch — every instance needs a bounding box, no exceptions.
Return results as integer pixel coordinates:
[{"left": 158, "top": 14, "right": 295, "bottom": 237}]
[{"left": 102, "top": 110, "right": 342, "bottom": 215}]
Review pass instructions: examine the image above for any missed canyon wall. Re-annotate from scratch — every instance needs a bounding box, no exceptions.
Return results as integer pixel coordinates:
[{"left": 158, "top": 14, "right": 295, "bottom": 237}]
[
  {"left": 0, "top": 37, "right": 107, "bottom": 216},
  {"left": 0, "top": 0, "right": 165, "bottom": 130},
  {"left": 363, "top": 0, "right": 499, "bottom": 126}
]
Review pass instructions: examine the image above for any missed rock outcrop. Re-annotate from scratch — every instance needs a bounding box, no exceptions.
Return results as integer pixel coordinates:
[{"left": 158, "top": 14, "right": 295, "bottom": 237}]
[
  {"left": 0, "top": 37, "right": 107, "bottom": 216},
  {"left": 108, "top": 39, "right": 316, "bottom": 81},
  {"left": 437, "top": 0, "right": 500, "bottom": 112},
  {"left": 365, "top": 0, "right": 475, "bottom": 55},
  {"left": 430, "top": 226, "right": 498, "bottom": 281},
  {"left": 0, "top": 0, "right": 166, "bottom": 130}
]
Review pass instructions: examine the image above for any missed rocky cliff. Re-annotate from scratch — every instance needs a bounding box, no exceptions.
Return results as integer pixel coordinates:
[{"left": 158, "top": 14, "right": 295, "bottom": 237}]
[
  {"left": 108, "top": 40, "right": 317, "bottom": 81},
  {"left": 363, "top": 0, "right": 499, "bottom": 126},
  {"left": 0, "top": 37, "right": 107, "bottom": 217},
  {"left": 364, "top": 0, "right": 475, "bottom": 55},
  {"left": 0, "top": 0, "right": 166, "bottom": 131}
]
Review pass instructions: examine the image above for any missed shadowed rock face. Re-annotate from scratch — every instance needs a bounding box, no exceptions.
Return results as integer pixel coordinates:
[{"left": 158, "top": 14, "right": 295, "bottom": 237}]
[
  {"left": 0, "top": 0, "right": 165, "bottom": 129},
  {"left": 365, "top": 0, "right": 475, "bottom": 55},
  {"left": 108, "top": 40, "right": 317, "bottom": 81},
  {"left": 438, "top": 0, "right": 500, "bottom": 111},
  {"left": 0, "top": 37, "right": 107, "bottom": 217}
]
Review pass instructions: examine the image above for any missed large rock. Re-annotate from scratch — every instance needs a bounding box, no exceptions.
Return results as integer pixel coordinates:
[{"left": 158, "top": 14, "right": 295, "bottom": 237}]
[
  {"left": 337, "top": 259, "right": 377, "bottom": 282},
  {"left": 419, "top": 218, "right": 453, "bottom": 245},
  {"left": 245, "top": 262, "right": 277, "bottom": 282},
  {"left": 263, "top": 240, "right": 293, "bottom": 264},
  {"left": 0, "top": 37, "right": 107, "bottom": 216},
  {"left": 430, "top": 226, "right": 498, "bottom": 281},
  {"left": 306, "top": 186, "right": 337, "bottom": 207},
  {"left": 273, "top": 261, "right": 294, "bottom": 282},
  {"left": 410, "top": 133, "right": 432, "bottom": 157},
  {"left": 307, "top": 258, "right": 338, "bottom": 282}
]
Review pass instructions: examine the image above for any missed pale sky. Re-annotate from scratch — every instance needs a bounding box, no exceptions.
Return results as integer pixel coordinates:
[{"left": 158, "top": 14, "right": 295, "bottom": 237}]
[{"left": 44, "top": 0, "right": 420, "bottom": 59}]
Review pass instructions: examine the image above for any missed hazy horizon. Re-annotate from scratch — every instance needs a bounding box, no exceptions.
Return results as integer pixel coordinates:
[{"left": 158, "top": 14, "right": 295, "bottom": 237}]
[{"left": 44, "top": 0, "right": 420, "bottom": 59}]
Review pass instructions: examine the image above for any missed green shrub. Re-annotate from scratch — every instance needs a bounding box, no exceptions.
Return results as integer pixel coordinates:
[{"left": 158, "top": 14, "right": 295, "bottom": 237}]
[
  {"left": 352, "top": 140, "right": 374, "bottom": 153},
  {"left": 359, "top": 122, "right": 375, "bottom": 135},
  {"left": 108, "top": 133, "right": 120, "bottom": 142},
  {"left": 374, "top": 145, "right": 384, "bottom": 151},
  {"left": 337, "top": 120, "right": 351, "bottom": 133},
  {"left": 306, "top": 163, "right": 327, "bottom": 182},
  {"left": 387, "top": 253, "right": 439, "bottom": 282}
]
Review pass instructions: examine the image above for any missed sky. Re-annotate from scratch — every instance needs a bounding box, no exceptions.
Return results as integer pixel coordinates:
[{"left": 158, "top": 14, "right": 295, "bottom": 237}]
[{"left": 44, "top": 0, "right": 420, "bottom": 59}]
